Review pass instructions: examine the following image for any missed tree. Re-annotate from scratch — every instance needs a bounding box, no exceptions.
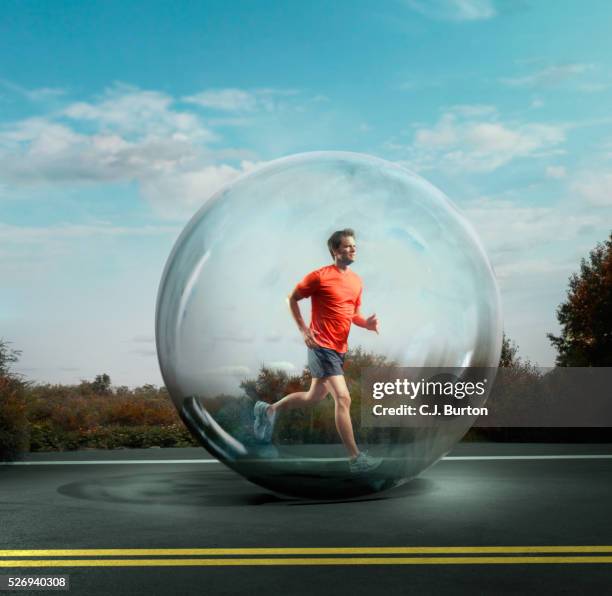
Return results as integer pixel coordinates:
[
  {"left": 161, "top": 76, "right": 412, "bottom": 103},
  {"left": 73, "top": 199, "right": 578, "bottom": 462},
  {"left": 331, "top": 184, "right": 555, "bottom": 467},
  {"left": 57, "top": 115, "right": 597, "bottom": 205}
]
[
  {"left": 0, "top": 339, "right": 21, "bottom": 377},
  {"left": 91, "top": 373, "right": 112, "bottom": 395},
  {"left": 0, "top": 339, "right": 29, "bottom": 460},
  {"left": 498, "top": 333, "right": 539, "bottom": 373},
  {"left": 547, "top": 232, "right": 612, "bottom": 366},
  {"left": 499, "top": 333, "right": 519, "bottom": 368},
  {"left": 80, "top": 373, "right": 112, "bottom": 396}
]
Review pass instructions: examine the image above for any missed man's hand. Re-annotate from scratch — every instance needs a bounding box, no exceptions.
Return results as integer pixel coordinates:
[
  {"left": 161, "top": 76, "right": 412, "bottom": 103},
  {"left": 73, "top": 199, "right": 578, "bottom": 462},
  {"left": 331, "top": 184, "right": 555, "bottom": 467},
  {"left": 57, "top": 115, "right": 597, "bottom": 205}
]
[
  {"left": 365, "top": 313, "right": 379, "bottom": 334},
  {"left": 301, "top": 327, "right": 319, "bottom": 348},
  {"left": 352, "top": 311, "right": 380, "bottom": 334}
]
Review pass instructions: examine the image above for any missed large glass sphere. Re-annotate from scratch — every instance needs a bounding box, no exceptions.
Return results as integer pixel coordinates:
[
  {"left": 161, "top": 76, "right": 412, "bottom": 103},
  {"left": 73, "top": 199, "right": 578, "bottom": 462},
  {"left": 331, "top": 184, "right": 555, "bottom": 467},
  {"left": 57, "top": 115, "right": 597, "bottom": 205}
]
[{"left": 156, "top": 152, "right": 502, "bottom": 499}]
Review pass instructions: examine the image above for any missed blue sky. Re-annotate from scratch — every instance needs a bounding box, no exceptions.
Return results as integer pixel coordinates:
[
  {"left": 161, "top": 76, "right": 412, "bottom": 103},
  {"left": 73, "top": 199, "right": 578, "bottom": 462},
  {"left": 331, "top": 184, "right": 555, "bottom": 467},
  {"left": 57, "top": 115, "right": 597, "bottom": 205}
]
[{"left": 2, "top": 0, "right": 611, "bottom": 385}]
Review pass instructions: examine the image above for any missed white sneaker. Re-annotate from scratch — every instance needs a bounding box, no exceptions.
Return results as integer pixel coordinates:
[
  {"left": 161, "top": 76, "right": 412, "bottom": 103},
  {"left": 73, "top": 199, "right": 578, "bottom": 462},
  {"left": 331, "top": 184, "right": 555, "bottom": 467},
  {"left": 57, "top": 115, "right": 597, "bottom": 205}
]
[
  {"left": 349, "top": 452, "right": 382, "bottom": 474},
  {"left": 253, "top": 401, "right": 276, "bottom": 442}
]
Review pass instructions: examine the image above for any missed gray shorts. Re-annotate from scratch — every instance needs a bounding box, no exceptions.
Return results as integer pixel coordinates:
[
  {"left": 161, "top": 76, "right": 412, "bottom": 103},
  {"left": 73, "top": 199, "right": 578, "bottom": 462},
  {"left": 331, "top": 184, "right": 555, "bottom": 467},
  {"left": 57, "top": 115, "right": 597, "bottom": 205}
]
[{"left": 307, "top": 346, "right": 346, "bottom": 378}]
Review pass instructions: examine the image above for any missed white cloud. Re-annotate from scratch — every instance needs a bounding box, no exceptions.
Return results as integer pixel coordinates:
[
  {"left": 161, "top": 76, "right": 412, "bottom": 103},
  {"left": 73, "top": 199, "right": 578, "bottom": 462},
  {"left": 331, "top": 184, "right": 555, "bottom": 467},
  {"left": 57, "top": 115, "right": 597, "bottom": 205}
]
[
  {"left": 405, "top": 0, "right": 496, "bottom": 21},
  {"left": 446, "top": 104, "right": 497, "bottom": 117},
  {"left": 0, "top": 79, "right": 66, "bottom": 102},
  {"left": 415, "top": 114, "right": 458, "bottom": 147},
  {"left": 459, "top": 194, "right": 609, "bottom": 367},
  {"left": 140, "top": 163, "right": 249, "bottom": 218},
  {"left": 0, "top": 85, "right": 269, "bottom": 218},
  {"left": 500, "top": 63, "right": 594, "bottom": 88},
  {"left": 184, "top": 87, "right": 300, "bottom": 113},
  {"left": 493, "top": 258, "right": 573, "bottom": 280},
  {"left": 0, "top": 121, "right": 201, "bottom": 186},
  {"left": 28, "top": 88, "right": 66, "bottom": 101},
  {"left": 570, "top": 171, "right": 612, "bottom": 206},
  {"left": 464, "top": 198, "right": 602, "bottom": 259},
  {"left": 0, "top": 84, "right": 319, "bottom": 217},
  {"left": 1, "top": 118, "right": 80, "bottom": 148},
  {"left": 0, "top": 85, "right": 219, "bottom": 187},
  {"left": 263, "top": 361, "right": 297, "bottom": 373},
  {"left": 64, "top": 85, "right": 212, "bottom": 141},
  {"left": 411, "top": 108, "right": 565, "bottom": 172},
  {"left": 206, "top": 117, "right": 252, "bottom": 127},
  {"left": 183, "top": 88, "right": 257, "bottom": 112},
  {"left": 546, "top": 165, "right": 566, "bottom": 179}
]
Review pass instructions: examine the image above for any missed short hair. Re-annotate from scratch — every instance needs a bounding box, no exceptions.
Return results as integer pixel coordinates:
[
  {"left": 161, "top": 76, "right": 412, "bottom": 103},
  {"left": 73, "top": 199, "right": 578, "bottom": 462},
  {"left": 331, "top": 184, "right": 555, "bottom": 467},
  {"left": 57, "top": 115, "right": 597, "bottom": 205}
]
[{"left": 327, "top": 228, "right": 355, "bottom": 259}]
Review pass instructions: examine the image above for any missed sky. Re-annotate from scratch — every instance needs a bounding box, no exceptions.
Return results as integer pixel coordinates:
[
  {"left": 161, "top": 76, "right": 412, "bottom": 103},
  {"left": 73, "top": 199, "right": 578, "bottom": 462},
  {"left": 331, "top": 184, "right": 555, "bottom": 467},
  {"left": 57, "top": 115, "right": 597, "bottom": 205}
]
[{"left": 1, "top": 0, "right": 611, "bottom": 387}]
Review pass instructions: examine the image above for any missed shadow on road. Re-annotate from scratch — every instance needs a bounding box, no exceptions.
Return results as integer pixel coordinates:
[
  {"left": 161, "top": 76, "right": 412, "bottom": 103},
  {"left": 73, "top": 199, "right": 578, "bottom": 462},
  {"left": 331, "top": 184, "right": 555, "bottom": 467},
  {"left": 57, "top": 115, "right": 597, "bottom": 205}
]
[{"left": 57, "top": 469, "right": 433, "bottom": 508}]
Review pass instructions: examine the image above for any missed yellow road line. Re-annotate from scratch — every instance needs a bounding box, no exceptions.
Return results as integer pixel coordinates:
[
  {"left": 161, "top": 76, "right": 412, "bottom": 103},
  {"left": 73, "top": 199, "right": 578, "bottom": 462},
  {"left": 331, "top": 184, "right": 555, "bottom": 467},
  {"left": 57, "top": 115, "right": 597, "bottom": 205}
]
[
  {"left": 1, "top": 546, "right": 612, "bottom": 557},
  {"left": 1, "top": 556, "right": 612, "bottom": 567}
]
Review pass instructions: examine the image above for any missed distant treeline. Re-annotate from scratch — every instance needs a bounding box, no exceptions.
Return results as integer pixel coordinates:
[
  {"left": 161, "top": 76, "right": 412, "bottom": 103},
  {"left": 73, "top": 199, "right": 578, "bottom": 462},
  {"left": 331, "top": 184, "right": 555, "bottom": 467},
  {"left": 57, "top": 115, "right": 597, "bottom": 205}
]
[
  {"left": 0, "top": 358, "right": 197, "bottom": 460},
  {"left": 0, "top": 343, "right": 609, "bottom": 461}
]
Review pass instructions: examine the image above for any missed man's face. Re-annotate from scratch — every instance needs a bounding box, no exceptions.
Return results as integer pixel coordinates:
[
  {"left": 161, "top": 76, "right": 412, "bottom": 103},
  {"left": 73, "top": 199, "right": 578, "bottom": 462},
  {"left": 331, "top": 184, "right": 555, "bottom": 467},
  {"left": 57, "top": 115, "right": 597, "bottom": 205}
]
[{"left": 334, "top": 236, "right": 356, "bottom": 265}]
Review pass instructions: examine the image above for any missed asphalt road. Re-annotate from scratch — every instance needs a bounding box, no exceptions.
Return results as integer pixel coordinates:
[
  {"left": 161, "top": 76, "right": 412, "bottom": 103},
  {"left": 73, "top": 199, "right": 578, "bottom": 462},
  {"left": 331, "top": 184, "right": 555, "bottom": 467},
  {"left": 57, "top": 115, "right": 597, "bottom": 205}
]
[{"left": 2, "top": 443, "right": 612, "bottom": 595}]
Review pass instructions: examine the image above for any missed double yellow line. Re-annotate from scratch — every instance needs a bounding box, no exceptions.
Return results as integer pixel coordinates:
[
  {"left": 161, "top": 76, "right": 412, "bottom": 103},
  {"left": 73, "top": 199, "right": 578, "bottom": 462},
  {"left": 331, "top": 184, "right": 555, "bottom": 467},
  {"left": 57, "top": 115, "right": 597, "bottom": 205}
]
[{"left": 2, "top": 546, "right": 612, "bottom": 567}]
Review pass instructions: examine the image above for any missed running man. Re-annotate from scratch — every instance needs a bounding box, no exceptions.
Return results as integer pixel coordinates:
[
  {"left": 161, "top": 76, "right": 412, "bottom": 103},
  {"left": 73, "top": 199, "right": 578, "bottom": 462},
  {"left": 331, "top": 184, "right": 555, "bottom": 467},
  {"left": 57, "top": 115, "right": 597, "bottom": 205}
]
[{"left": 253, "top": 228, "right": 381, "bottom": 473}]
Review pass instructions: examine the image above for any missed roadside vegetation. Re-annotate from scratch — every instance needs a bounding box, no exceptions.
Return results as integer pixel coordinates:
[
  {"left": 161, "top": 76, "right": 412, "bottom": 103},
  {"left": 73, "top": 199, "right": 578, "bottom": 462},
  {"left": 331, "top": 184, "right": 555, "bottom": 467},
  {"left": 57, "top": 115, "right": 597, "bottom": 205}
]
[
  {"left": 1, "top": 233, "right": 610, "bottom": 458},
  {"left": 0, "top": 351, "right": 196, "bottom": 460}
]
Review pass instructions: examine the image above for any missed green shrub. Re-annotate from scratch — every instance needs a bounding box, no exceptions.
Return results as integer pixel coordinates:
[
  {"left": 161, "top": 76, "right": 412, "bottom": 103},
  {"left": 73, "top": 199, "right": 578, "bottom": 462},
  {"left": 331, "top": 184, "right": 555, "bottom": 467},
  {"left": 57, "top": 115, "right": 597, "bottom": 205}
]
[{"left": 28, "top": 423, "right": 197, "bottom": 451}]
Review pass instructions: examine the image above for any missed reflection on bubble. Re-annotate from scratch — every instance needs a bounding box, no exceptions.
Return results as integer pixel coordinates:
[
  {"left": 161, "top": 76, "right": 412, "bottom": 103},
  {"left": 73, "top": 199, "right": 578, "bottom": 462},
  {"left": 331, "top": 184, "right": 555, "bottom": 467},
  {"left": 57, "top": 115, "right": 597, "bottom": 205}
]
[{"left": 156, "top": 152, "right": 502, "bottom": 499}]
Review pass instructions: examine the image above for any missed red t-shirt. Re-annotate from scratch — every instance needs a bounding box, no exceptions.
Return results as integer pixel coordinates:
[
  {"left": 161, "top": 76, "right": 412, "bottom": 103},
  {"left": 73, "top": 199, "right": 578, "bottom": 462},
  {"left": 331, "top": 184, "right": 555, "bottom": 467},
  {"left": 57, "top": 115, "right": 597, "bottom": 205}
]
[{"left": 295, "top": 265, "right": 362, "bottom": 353}]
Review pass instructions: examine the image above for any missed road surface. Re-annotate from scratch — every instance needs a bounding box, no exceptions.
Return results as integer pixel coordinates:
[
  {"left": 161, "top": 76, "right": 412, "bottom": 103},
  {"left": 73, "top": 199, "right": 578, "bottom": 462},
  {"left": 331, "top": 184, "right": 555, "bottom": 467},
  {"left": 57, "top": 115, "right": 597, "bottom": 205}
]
[{"left": 2, "top": 443, "right": 611, "bottom": 595}]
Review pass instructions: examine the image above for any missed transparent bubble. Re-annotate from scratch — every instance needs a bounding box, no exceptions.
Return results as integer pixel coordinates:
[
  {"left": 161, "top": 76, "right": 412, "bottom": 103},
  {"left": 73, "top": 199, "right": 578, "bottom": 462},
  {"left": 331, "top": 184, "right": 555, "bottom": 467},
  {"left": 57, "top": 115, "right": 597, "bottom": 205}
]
[{"left": 156, "top": 152, "right": 502, "bottom": 499}]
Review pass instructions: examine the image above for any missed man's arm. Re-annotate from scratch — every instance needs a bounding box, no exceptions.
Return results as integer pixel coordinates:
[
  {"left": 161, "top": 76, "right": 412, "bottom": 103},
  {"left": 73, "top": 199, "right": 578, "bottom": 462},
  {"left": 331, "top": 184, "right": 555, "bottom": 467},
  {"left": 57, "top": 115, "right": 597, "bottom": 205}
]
[
  {"left": 352, "top": 310, "right": 379, "bottom": 334},
  {"left": 288, "top": 289, "right": 319, "bottom": 348}
]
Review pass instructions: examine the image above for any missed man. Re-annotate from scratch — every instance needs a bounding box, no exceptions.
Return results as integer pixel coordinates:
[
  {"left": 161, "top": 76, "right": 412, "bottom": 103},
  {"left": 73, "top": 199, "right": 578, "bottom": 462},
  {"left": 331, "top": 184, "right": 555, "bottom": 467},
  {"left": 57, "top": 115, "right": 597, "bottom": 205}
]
[{"left": 253, "top": 228, "right": 381, "bottom": 473}]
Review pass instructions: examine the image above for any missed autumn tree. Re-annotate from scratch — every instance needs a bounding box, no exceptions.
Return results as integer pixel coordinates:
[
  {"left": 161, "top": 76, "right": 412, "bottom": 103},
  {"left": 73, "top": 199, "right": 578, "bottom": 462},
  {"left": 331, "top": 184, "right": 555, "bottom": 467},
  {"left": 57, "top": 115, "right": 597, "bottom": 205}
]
[{"left": 547, "top": 232, "right": 612, "bottom": 366}]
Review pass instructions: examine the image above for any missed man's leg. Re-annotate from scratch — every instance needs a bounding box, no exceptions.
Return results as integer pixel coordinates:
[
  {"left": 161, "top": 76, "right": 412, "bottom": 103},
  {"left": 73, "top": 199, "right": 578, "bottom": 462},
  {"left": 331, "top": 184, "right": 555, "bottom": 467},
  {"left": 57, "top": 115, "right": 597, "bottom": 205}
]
[
  {"left": 268, "top": 377, "right": 330, "bottom": 416},
  {"left": 253, "top": 378, "right": 329, "bottom": 441},
  {"left": 325, "top": 375, "right": 360, "bottom": 459}
]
